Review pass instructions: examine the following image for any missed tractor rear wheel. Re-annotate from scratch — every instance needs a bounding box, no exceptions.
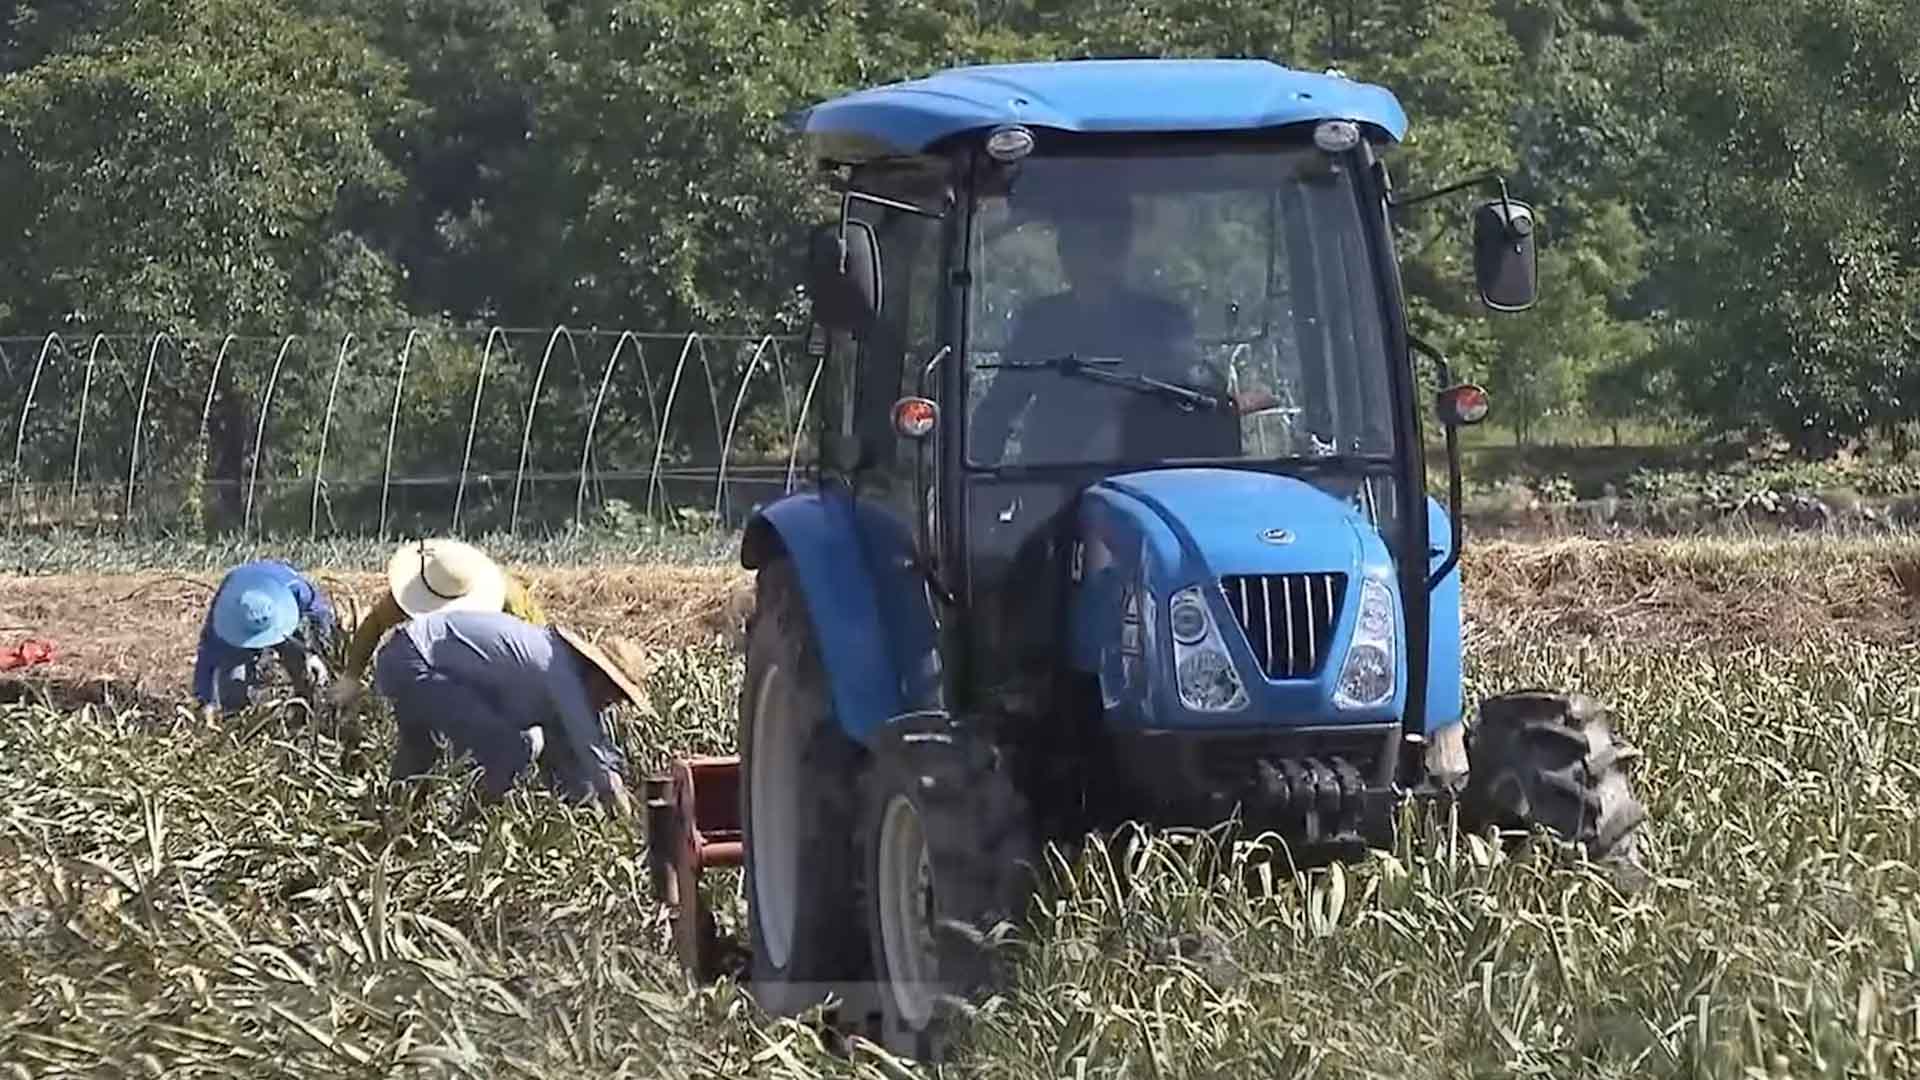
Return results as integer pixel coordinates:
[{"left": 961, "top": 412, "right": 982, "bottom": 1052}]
[
  {"left": 856, "top": 715, "right": 1039, "bottom": 1063},
  {"left": 740, "top": 558, "right": 870, "bottom": 1016},
  {"left": 1461, "top": 690, "right": 1648, "bottom": 865}
]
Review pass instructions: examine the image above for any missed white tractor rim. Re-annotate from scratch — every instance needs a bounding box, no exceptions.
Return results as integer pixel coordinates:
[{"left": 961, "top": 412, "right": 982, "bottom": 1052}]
[
  {"left": 877, "top": 792, "right": 939, "bottom": 1030},
  {"left": 748, "top": 662, "right": 800, "bottom": 970}
]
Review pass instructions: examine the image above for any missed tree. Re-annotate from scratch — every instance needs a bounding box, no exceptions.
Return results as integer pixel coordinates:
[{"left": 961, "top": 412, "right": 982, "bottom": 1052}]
[
  {"left": 1623, "top": 0, "right": 1920, "bottom": 452},
  {"left": 0, "top": 0, "right": 415, "bottom": 527}
]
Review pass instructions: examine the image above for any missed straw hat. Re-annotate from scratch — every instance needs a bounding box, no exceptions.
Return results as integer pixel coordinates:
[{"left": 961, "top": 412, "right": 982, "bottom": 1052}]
[
  {"left": 211, "top": 564, "right": 300, "bottom": 649},
  {"left": 386, "top": 538, "right": 510, "bottom": 618},
  {"left": 554, "top": 626, "right": 652, "bottom": 709}
]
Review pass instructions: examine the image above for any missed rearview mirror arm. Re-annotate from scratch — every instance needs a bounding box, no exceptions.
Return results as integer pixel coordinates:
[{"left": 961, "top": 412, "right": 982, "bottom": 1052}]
[
  {"left": 831, "top": 187, "right": 948, "bottom": 274},
  {"left": 1388, "top": 170, "right": 1511, "bottom": 216},
  {"left": 1410, "top": 334, "right": 1465, "bottom": 592}
]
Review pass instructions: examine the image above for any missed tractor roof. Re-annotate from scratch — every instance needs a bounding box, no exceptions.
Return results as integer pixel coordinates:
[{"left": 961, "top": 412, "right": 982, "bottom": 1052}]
[{"left": 794, "top": 58, "right": 1409, "bottom": 165}]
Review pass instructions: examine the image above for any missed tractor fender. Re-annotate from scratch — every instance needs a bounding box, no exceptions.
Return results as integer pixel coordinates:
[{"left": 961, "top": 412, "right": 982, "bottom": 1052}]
[
  {"left": 1424, "top": 495, "right": 1463, "bottom": 735},
  {"left": 741, "top": 486, "right": 935, "bottom": 746}
]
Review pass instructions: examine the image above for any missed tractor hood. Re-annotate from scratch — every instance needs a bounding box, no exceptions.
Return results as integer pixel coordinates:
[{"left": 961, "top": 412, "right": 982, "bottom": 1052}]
[
  {"left": 1069, "top": 466, "right": 1404, "bottom": 730},
  {"left": 1096, "top": 468, "right": 1380, "bottom": 575}
]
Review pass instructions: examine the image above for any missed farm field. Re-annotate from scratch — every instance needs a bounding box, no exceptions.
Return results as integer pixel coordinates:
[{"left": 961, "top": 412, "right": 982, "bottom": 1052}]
[{"left": 5, "top": 534, "right": 1920, "bottom": 1077}]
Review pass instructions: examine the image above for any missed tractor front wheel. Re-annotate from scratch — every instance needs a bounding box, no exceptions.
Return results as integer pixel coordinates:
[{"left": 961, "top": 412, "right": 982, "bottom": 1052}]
[
  {"left": 856, "top": 716, "right": 1039, "bottom": 1063},
  {"left": 1460, "top": 690, "right": 1648, "bottom": 866},
  {"left": 740, "top": 558, "right": 869, "bottom": 1016}
]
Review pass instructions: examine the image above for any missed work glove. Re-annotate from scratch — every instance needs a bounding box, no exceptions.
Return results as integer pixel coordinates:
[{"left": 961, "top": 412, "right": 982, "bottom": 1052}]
[
  {"left": 521, "top": 725, "right": 547, "bottom": 762},
  {"left": 603, "top": 770, "right": 633, "bottom": 818},
  {"left": 303, "top": 653, "right": 331, "bottom": 690}
]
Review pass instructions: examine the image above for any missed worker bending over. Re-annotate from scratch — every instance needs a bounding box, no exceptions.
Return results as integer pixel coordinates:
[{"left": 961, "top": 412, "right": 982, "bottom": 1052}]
[
  {"left": 193, "top": 559, "right": 337, "bottom": 717},
  {"left": 373, "top": 608, "right": 648, "bottom": 816},
  {"left": 329, "top": 537, "right": 545, "bottom": 709}
]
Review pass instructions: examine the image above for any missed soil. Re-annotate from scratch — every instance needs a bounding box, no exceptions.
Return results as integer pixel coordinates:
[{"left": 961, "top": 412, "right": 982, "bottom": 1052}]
[
  {"left": 1, "top": 537, "right": 1914, "bottom": 710},
  {"left": 0, "top": 565, "right": 754, "bottom": 705}
]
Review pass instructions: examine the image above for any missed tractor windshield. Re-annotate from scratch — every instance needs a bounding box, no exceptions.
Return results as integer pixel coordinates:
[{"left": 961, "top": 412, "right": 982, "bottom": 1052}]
[{"left": 964, "top": 140, "right": 1397, "bottom": 469}]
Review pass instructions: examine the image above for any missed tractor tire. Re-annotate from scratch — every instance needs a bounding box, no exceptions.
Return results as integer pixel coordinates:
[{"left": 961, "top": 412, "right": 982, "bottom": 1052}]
[
  {"left": 739, "top": 558, "right": 871, "bottom": 1016},
  {"left": 854, "top": 714, "right": 1041, "bottom": 1063},
  {"left": 1460, "top": 690, "right": 1648, "bottom": 865}
]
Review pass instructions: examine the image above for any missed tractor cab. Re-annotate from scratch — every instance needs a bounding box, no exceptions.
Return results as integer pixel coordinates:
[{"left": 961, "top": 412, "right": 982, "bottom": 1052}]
[
  {"left": 788, "top": 60, "right": 1531, "bottom": 787},
  {"left": 648, "top": 58, "right": 1643, "bottom": 1065}
]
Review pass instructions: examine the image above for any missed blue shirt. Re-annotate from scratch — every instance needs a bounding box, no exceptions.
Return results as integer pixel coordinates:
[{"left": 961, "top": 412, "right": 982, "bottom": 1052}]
[
  {"left": 390, "top": 610, "right": 623, "bottom": 799},
  {"left": 192, "top": 560, "right": 337, "bottom": 705}
]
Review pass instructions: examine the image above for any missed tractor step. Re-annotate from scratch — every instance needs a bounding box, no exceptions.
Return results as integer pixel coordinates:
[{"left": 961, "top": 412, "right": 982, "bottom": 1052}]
[{"left": 643, "top": 755, "right": 743, "bottom": 982}]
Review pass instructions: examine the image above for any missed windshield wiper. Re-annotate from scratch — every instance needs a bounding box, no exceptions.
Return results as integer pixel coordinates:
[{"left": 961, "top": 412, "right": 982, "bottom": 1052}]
[{"left": 976, "top": 353, "right": 1226, "bottom": 412}]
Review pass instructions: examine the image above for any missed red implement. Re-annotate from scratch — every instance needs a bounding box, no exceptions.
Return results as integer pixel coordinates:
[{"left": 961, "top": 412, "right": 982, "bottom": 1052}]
[
  {"left": 643, "top": 755, "right": 742, "bottom": 982},
  {"left": 0, "top": 639, "right": 55, "bottom": 671}
]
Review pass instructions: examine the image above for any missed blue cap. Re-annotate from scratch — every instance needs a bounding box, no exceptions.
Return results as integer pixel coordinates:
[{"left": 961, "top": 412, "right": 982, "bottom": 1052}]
[{"left": 211, "top": 565, "right": 300, "bottom": 649}]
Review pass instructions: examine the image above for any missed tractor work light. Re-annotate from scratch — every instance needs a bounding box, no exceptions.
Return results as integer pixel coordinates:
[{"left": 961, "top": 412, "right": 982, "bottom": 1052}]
[
  {"left": 1168, "top": 585, "right": 1248, "bottom": 713},
  {"left": 1333, "top": 576, "right": 1398, "bottom": 710},
  {"left": 985, "top": 125, "right": 1035, "bottom": 162},
  {"left": 1313, "top": 120, "right": 1361, "bottom": 153}
]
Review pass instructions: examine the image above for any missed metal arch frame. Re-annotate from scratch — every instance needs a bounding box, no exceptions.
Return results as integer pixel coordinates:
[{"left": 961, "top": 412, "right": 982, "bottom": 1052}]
[
  {"left": 696, "top": 335, "right": 726, "bottom": 488},
  {"left": 646, "top": 332, "right": 702, "bottom": 518},
  {"left": 124, "top": 333, "right": 173, "bottom": 529},
  {"left": 10, "top": 333, "right": 66, "bottom": 526},
  {"left": 187, "top": 335, "right": 243, "bottom": 529},
  {"left": 1, "top": 324, "right": 825, "bottom": 535},
  {"left": 309, "top": 333, "right": 357, "bottom": 537},
  {"left": 576, "top": 330, "right": 646, "bottom": 527},
  {"left": 634, "top": 331, "right": 661, "bottom": 468},
  {"left": 379, "top": 330, "right": 423, "bottom": 541},
  {"left": 773, "top": 340, "right": 796, "bottom": 440},
  {"left": 451, "top": 326, "right": 509, "bottom": 533},
  {"left": 241, "top": 336, "right": 297, "bottom": 536},
  {"left": 787, "top": 353, "right": 828, "bottom": 494},
  {"left": 194, "top": 336, "right": 242, "bottom": 453},
  {"left": 509, "top": 326, "right": 578, "bottom": 535},
  {"left": 69, "top": 335, "right": 112, "bottom": 504},
  {"left": 715, "top": 334, "right": 776, "bottom": 517}
]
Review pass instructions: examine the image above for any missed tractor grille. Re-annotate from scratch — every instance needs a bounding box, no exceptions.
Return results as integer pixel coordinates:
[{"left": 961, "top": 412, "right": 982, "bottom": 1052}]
[{"left": 1219, "top": 573, "right": 1347, "bottom": 680}]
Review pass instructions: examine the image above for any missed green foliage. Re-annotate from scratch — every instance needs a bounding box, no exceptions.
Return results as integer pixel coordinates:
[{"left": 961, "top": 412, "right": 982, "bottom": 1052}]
[
  {"left": 1621, "top": 0, "right": 1920, "bottom": 451},
  {"left": 2, "top": 0, "right": 1917, "bottom": 465},
  {"left": 9, "top": 543, "right": 1920, "bottom": 1074},
  {"left": 0, "top": 0, "right": 411, "bottom": 334}
]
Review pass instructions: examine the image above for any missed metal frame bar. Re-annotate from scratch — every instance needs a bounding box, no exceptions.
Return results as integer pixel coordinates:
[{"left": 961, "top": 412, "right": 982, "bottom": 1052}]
[
  {"left": 452, "top": 327, "right": 506, "bottom": 533},
  {"left": 577, "top": 331, "right": 643, "bottom": 525},
  {"left": 647, "top": 333, "right": 699, "bottom": 517},
  {"left": 310, "top": 333, "right": 356, "bottom": 537},
  {"left": 242, "top": 336, "right": 296, "bottom": 535},
  {"left": 510, "top": 326, "right": 572, "bottom": 534},
  {"left": 11, "top": 333, "right": 65, "bottom": 526},
  {"left": 69, "top": 335, "right": 107, "bottom": 504},
  {"left": 379, "top": 330, "right": 421, "bottom": 540}
]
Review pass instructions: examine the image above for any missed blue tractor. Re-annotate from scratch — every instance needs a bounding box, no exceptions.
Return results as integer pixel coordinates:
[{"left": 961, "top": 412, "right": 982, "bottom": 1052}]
[{"left": 644, "top": 56, "right": 1648, "bottom": 1061}]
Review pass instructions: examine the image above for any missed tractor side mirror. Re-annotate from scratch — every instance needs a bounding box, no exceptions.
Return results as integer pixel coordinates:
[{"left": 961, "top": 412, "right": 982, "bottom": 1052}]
[
  {"left": 1471, "top": 198, "right": 1537, "bottom": 312},
  {"left": 807, "top": 220, "right": 882, "bottom": 336}
]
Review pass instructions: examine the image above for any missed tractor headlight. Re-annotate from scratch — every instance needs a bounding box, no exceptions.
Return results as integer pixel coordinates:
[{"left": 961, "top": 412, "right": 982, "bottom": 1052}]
[
  {"left": 1168, "top": 586, "right": 1248, "bottom": 713},
  {"left": 1169, "top": 590, "right": 1209, "bottom": 644},
  {"left": 1333, "top": 577, "right": 1397, "bottom": 710}
]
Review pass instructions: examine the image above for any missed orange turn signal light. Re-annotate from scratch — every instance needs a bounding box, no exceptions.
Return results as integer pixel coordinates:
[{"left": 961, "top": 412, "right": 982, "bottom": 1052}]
[
  {"left": 892, "top": 396, "right": 939, "bottom": 439},
  {"left": 1435, "top": 383, "right": 1490, "bottom": 427}
]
